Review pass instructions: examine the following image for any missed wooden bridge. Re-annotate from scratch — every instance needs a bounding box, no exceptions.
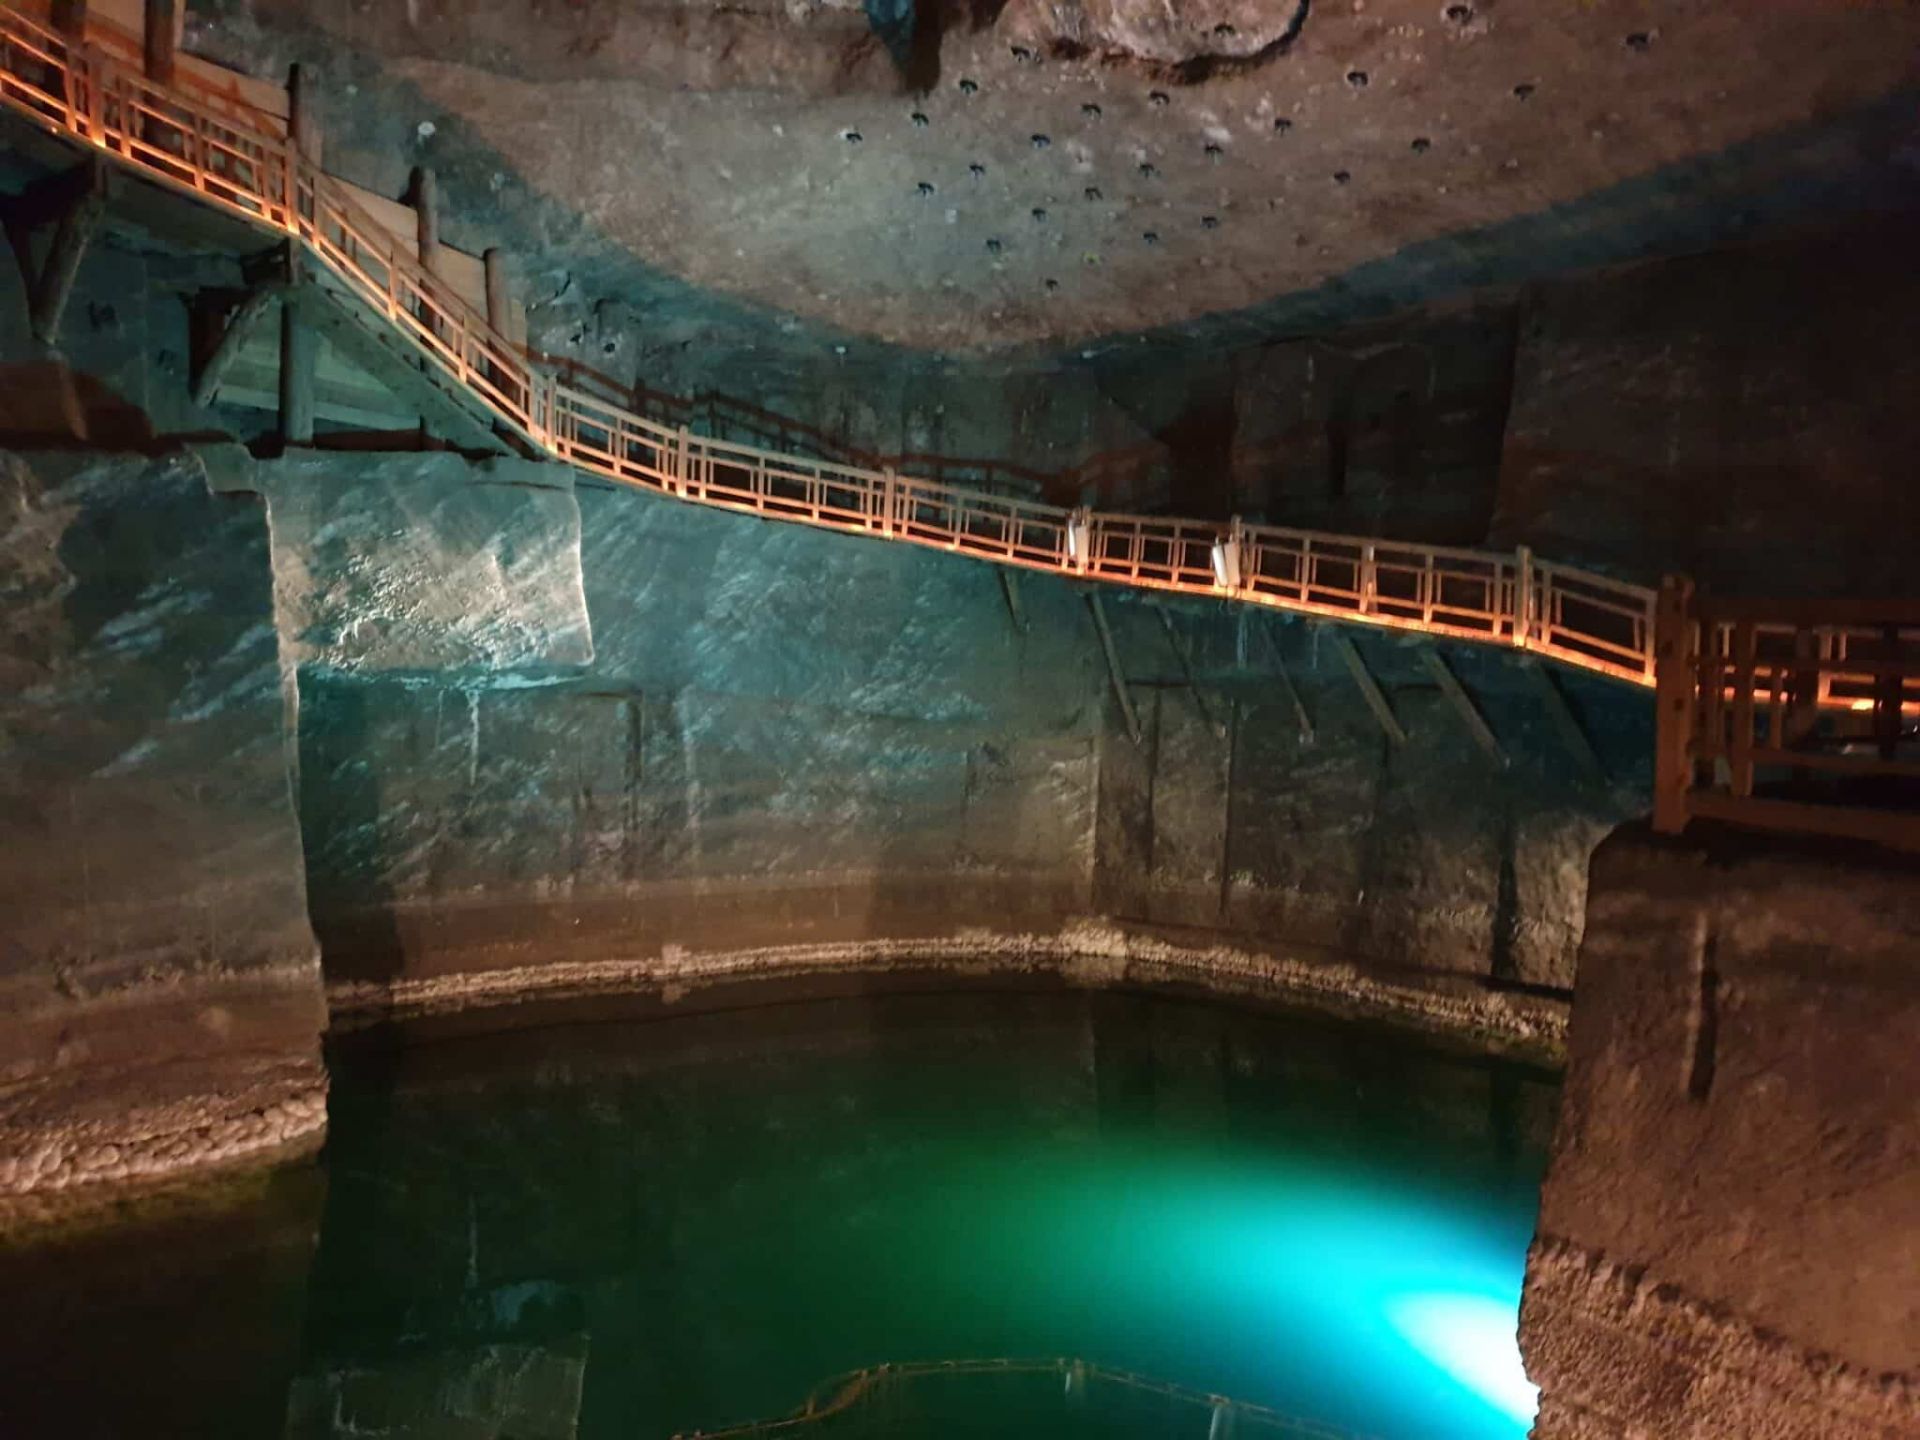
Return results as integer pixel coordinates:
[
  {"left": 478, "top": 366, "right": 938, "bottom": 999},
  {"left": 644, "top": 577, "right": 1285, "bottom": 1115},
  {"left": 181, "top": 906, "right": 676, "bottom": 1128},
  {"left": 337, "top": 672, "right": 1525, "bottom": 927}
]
[{"left": 2, "top": 1, "right": 1915, "bottom": 849}]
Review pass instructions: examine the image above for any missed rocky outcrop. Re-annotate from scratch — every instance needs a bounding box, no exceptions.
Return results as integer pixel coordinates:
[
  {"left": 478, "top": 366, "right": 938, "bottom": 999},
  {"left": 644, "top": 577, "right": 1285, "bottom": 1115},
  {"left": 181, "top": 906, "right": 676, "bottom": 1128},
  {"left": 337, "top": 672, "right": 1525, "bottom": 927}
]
[
  {"left": 1520, "top": 825, "right": 1920, "bottom": 1438},
  {"left": 0, "top": 447, "right": 327, "bottom": 1215}
]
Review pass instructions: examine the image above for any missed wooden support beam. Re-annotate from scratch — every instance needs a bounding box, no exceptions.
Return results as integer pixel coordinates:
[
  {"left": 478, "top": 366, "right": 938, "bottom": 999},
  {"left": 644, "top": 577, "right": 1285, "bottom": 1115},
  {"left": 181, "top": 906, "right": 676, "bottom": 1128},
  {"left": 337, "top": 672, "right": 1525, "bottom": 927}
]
[
  {"left": 1154, "top": 603, "right": 1223, "bottom": 737},
  {"left": 190, "top": 282, "right": 284, "bottom": 408},
  {"left": 288, "top": 63, "right": 324, "bottom": 167},
  {"left": 2, "top": 156, "right": 108, "bottom": 346},
  {"left": 1420, "top": 648, "right": 1507, "bottom": 768},
  {"left": 411, "top": 166, "right": 440, "bottom": 278},
  {"left": 144, "top": 0, "right": 178, "bottom": 85},
  {"left": 483, "top": 247, "right": 511, "bottom": 332},
  {"left": 1334, "top": 632, "right": 1406, "bottom": 745},
  {"left": 1086, "top": 590, "right": 1141, "bottom": 746},
  {"left": 997, "top": 567, "right": 1027, "bottom": 634},
  {"left": 1525, "top": 660, "right": 1604, "bottom": 782},
  {"left": 1256, "top": 620, "right": 1314, "bottom": 744},
  {"left": 279, "top": 297, "right": 319, "bottom": 445}
]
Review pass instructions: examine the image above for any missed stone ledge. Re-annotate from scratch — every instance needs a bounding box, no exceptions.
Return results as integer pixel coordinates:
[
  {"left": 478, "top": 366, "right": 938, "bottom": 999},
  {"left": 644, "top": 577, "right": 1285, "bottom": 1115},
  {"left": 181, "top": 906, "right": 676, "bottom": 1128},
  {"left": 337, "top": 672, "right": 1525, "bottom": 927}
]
[
  {"left": 1521, "top": 1235, "right": 1918, "bottom": 1440},
  {"left": 327, "top": 912, "right": 1569, "bottom": 1061},
  {"left": 0, "top": 1058, "right": 327, "bottom": 1220}
]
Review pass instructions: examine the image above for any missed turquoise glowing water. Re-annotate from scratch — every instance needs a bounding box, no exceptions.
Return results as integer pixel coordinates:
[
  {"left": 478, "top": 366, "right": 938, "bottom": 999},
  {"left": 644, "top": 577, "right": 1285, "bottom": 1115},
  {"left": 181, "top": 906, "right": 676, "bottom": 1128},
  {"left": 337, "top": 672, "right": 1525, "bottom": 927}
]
[{"left": 0, "top": 987, "right": 1556, "bottom": 1438}]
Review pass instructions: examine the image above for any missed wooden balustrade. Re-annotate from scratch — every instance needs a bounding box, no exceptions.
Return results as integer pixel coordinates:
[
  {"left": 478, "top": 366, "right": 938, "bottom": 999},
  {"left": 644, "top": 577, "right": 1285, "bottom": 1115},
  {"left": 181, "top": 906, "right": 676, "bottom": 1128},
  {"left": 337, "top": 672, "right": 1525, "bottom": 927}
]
[
  {"left": 1653, "top": 586, "right": 1920, "bottom": 849},
  {"left": 11, "top": 2, "right": 1918, "bottom": 852}
]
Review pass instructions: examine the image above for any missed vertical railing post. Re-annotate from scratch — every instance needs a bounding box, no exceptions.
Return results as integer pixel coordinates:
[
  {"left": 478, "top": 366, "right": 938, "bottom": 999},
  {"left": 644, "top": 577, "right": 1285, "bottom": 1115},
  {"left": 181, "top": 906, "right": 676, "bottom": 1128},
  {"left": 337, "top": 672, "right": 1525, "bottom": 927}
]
[
  {"left": 49, "top": 2, "right": 87, "bottom": 135},
  {"left": 1066, "top": 507, "right": 1092, "bottom": 575},
  {"left": 1360, "top": 542, "right": 1377, "bottom": 614},
  {"left": 1513, "top": 544, "right": 1535, "bottom": 651},
  {"left": 1211, "top": 518, "right": 1243, "bottom": 593},
  {"left": 1652, "top": 575, "right": 1697, "bottom": 835},
  {"left": 84, "top": 41, "right": 104, "bottom": 146},
  {"left": 142, "top": 0, "right": 176, "bottom": 86},
  {"left": 1729, "top": 619, "right": 1758, "bottom": 797},
  {"left": 675, "top": 424, "right": 692, "bottom": 498},
  {"left": 878, "top": 467, "right": 896, "bottom": 536}
]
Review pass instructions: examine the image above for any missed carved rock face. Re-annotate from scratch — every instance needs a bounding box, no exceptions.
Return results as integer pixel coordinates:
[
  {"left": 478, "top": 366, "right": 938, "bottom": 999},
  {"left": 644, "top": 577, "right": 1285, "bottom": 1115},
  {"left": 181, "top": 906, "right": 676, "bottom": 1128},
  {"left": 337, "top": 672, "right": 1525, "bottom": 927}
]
[
  {"left": 1000, "top": 0, "right": 1310, "bottom": 70},
  {"left": 204, "top": 0, "right": 1920, "bottom": 349}
]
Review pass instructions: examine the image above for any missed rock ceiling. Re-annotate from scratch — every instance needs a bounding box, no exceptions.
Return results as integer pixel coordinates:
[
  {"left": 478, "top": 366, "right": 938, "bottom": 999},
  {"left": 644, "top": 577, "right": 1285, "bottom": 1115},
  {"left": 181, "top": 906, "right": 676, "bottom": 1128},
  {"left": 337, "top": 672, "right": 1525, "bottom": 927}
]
[{"left": 235, "top": 0, "right": 1918, "bottom": 350}]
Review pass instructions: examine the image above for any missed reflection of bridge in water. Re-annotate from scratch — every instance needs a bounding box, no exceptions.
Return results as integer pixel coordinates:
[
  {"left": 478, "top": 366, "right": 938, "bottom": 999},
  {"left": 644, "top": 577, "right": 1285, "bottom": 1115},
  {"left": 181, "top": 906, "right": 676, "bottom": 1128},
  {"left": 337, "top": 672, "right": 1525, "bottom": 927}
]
[
  {"left": 2, "top": 1, "right": 1916, "bottom": 850},
  {"left": 673, "top": 1357, "right": 1374, "bottom": 1440}
]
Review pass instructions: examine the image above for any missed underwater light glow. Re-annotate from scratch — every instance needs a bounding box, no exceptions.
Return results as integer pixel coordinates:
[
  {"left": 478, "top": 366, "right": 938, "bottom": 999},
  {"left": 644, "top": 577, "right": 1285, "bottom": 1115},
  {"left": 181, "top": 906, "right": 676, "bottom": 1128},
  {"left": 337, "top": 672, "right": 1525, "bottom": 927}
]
[{"left": 1387, "top": 1292, "right": 1540, "bottom": 1426}]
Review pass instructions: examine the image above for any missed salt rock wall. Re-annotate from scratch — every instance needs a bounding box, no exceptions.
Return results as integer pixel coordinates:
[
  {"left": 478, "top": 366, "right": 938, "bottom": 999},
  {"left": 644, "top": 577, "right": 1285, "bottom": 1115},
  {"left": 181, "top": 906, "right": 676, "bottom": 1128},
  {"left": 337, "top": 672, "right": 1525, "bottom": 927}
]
[
  {"left": 1492, "top": 218, "right": 1920, "bottom": 598},
  {"left": 262, "top": 450, "right": 592, "bottom": 678},
  {"left": 1521, "top": 826, "right": 1920, "bottom": 1439},
  {"left": 0, "top": 446, "right": 326, "bottom": 1208},
  {"left": 283, "top": 446, "right": 1640, "bottom": 1047},
  {"left": 1086, "top": 607, "right": 1640, "bottom": 991},
  {"left": 295, "top": 467, "right": 1107, "bottom": 997}
]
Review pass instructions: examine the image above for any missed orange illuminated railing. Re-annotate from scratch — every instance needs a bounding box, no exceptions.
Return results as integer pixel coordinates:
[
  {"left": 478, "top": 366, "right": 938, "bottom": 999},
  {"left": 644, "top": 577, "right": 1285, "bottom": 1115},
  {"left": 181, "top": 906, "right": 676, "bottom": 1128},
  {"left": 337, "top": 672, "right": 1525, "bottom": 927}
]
[
  {"left": 0, "top": 1, "right": 1666, "bottom": 690},
  {"left": 1653, "top": 586, "right": 1920, "bottom": 848}
]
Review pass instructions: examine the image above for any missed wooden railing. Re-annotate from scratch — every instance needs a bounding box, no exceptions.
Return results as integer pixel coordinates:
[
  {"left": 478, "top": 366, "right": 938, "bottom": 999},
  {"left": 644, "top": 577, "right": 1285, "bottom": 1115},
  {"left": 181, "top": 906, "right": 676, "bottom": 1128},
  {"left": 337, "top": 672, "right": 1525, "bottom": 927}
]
[
  {"left": 0, "top": 1, "right": 1668, "bottom": 692},
  {"left": 1654, "top": 584, "right": 1920, "bottom": 849}
]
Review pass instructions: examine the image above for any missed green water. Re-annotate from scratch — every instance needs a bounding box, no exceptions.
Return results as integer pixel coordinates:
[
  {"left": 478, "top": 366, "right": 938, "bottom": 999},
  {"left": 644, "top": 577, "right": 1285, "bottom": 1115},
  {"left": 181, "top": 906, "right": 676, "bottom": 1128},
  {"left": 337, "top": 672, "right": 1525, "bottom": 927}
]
[{"left": 0, "top": 987, "right": 1556, "bottom": 1439}]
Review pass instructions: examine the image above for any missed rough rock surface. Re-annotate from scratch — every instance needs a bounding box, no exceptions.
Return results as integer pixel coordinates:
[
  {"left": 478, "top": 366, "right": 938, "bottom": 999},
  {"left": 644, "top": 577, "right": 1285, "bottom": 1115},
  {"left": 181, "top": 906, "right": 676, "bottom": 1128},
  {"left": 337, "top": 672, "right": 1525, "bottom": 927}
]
[
  {"left": 284, "top": 444, "right": 1643, "bottom": 1028},
  {"left": 1490, "top": 220, "right": 1920, "bottom": 598},
  {"left": 1520, "top": 825, "right": 1920, "bottom": 1438},
  {"left": 201, "top": 0, "right": 1920, "bottom": 347},
  {"left": 0, "top": 447, "right": 327, "bottom": 1212},
  {"left": 262, "top": 451, "right": 592, "bottom": 678}
]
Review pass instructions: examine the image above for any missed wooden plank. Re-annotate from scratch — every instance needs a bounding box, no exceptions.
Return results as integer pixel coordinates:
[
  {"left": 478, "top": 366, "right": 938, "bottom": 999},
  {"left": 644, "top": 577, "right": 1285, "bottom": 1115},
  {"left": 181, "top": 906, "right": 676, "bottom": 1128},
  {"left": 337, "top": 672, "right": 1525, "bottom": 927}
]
[
  {"left": 1524, "top": 660, "right": 1604, "bottom": 782},
  {"left": 1086, "top": 590, "right": 1141, "bottom": 746},
  {"left": 1334, "top": 632, "right": 1406, "bottom": 745},
  {"left": 1420, "top": 648, "right": 1506, "bottom": 767}
]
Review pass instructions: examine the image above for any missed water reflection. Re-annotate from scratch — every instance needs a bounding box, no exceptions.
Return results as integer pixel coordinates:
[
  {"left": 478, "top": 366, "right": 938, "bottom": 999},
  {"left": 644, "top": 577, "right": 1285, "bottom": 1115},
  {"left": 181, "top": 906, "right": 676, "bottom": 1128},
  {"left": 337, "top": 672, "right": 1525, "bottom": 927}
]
[{"left": 0, "top": 986, "right": 1555, "bottom": 1439}]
